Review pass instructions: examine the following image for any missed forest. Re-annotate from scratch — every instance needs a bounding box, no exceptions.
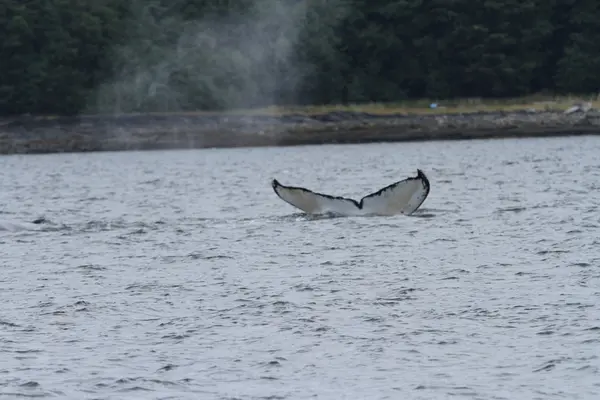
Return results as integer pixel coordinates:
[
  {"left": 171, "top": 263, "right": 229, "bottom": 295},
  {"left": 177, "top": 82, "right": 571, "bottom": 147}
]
[{"left": 0, "top": 0, "right": 599, "bottom": 116}]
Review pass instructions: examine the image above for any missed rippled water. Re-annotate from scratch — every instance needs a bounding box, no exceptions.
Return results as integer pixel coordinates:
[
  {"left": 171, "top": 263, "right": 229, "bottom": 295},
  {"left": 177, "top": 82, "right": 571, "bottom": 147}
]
[{"left": 1, "top": 136, "right": 600, "bottom": 400}]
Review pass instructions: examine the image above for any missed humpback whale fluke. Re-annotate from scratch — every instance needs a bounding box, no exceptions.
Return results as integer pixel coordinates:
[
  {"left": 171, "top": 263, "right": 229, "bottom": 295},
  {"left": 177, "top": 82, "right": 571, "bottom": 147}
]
[{"left": 271, "top": 169, "right": 430, "bottom": 216}]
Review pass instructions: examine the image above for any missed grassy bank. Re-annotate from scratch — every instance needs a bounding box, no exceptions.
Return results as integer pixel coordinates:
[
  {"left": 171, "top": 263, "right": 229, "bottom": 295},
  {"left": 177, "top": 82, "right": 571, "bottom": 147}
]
[
  {"left": 18, "top": 94, "right": 596, "bottom": 120},
  {"left": 251, "top": 94, "right": 600, "bottom": 116}
]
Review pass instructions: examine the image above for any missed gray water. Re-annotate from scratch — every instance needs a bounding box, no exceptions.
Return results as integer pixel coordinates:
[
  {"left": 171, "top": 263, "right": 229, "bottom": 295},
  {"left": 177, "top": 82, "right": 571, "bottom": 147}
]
[{"left": 1, "top": 136, "right": 600, "bottom": 400}]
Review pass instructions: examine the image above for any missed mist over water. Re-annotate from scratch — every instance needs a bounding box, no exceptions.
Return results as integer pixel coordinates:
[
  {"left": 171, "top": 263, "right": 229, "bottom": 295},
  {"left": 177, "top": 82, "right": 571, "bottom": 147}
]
[{"left": 91, "top": 0, "right": 344, "bottom": 114}]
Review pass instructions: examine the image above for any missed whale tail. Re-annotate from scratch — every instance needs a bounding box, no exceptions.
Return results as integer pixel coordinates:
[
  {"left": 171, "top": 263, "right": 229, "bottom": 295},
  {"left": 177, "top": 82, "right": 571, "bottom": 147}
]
[{"left": 271, "top": 169, "right": 430, "bottom": 216}]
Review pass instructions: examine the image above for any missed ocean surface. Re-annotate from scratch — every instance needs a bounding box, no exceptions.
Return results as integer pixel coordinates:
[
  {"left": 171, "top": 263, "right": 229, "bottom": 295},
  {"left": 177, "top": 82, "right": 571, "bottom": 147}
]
[{"left": 1, "top": 136, "right": 599, "bottom": 400}]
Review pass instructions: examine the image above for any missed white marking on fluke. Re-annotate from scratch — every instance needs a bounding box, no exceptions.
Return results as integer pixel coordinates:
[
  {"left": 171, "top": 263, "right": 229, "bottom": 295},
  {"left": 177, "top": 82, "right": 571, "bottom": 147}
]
[{"left": 271, "top": 169, "right": 430, "bottom": 216}]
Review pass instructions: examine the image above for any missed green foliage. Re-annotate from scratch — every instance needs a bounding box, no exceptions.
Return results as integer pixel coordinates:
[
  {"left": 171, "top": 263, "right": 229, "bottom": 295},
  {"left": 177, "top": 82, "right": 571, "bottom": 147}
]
[
  {"left": 555, "top": 0, "right": 600, "bottom": 92},
  {"left": 1, "top": 0, "right": 599, "bottom": 116},
  {"left": 0, "top": 0, "right": 128, "bottom": 115}
]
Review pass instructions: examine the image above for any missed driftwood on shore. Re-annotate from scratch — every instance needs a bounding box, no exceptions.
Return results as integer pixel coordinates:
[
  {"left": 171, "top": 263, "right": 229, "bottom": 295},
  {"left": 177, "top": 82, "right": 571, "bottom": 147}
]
[{"left": 0, "top": 108, "right": 599, "bottom": 155}]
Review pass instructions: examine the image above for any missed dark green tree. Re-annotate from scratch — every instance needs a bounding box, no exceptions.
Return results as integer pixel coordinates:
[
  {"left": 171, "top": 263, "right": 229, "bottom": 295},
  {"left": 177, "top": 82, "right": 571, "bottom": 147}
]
[
  {"left": 555, "top": 0, "right": 600, "bottom": 93},
  {"left": 1, "top": 0, "right": 599, "bottom": 116}
]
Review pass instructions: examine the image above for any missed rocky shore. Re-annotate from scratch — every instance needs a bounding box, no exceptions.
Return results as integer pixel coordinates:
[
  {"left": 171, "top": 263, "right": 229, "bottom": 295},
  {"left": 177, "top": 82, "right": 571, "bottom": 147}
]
[{"left": 1, "top": 107, "right": 599, "bottom": 155}]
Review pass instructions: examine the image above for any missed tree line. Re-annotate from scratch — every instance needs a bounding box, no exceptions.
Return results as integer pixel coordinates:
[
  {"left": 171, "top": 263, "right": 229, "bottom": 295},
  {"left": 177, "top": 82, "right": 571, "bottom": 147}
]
[{"left": 1, "top": 0, "right": 599, "bottom": 116}]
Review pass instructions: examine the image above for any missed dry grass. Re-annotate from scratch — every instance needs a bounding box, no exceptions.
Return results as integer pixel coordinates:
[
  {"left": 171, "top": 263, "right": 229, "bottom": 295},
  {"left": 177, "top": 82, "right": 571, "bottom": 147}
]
[
  {"left": 250, "top": 94, "right": 600, "bottom": 116},
  {"left": 32, "top": 93, "right": 600, "bottom": 119}
]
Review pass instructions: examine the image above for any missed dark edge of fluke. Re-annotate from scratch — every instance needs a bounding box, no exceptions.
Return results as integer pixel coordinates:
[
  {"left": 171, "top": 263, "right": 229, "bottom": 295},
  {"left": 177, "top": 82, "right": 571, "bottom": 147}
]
[
  {"left": 417, "top": 169, "right": 431, "bottom": 198},
  {"left": 357, "top": 169, "right": 430, "bottom": 211},
  {"left": 272, "top": 178, "right": 359, "bottom": 206}
]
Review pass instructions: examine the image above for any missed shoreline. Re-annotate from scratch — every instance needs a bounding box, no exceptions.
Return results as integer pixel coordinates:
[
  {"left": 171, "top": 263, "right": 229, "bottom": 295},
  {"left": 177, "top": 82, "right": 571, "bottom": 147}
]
[{"left": 1, "top": 107, "right": 599, "bottom": 155}]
